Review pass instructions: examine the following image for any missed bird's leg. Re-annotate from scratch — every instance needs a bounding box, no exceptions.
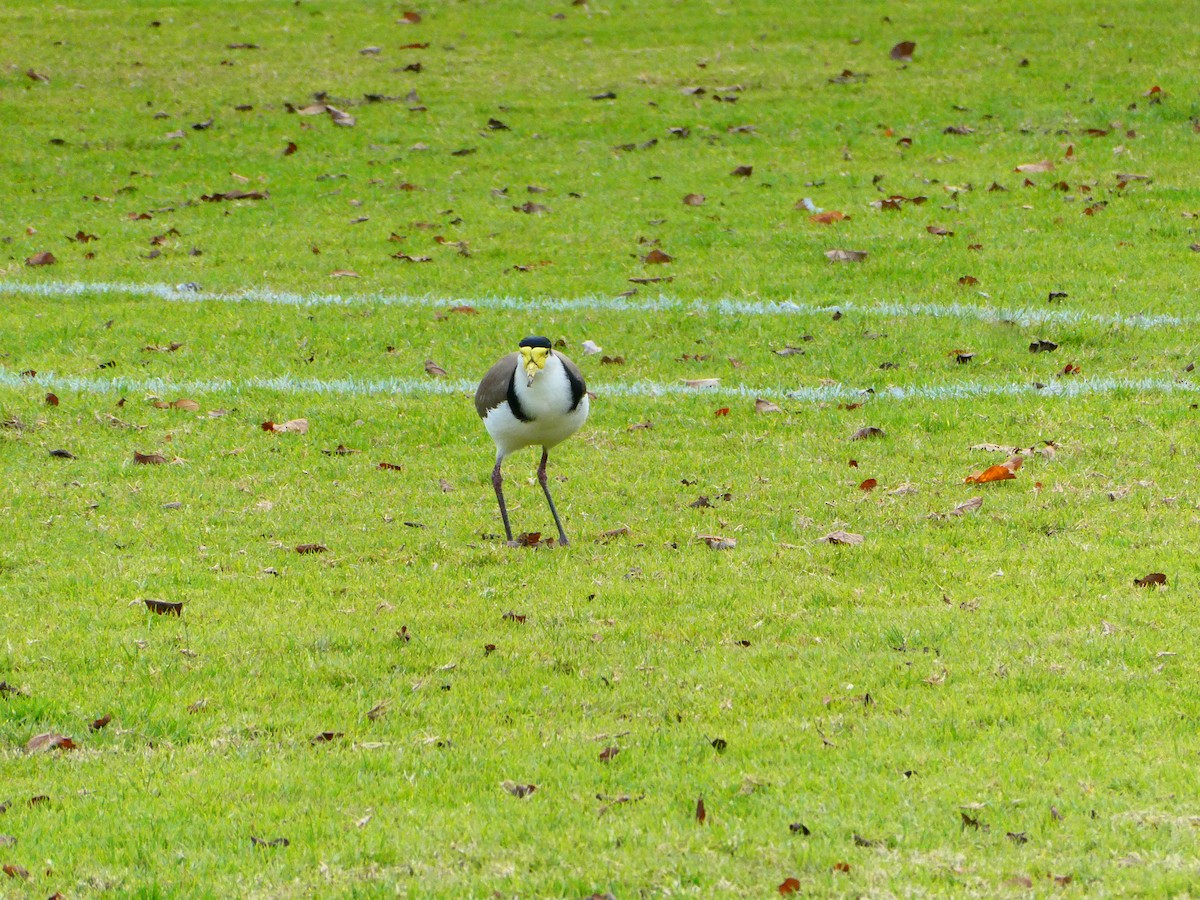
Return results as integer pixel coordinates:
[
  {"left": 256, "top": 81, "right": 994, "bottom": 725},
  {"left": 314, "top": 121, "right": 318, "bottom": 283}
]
[
  {"left": 492, "top": 459, "right": 514, "bottom": 543},
  {"left": 537, "top": 447, "right": 570, "bottom": 546}
]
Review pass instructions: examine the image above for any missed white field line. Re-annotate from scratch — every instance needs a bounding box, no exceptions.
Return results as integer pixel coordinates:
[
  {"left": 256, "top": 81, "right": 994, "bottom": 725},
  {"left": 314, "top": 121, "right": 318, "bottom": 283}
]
[
  {"left": 1, "top": 368, "right": 1194, "bottom": 404},
  {"left": 0, "top": 279, "right": 1188, "bottom": 329}
]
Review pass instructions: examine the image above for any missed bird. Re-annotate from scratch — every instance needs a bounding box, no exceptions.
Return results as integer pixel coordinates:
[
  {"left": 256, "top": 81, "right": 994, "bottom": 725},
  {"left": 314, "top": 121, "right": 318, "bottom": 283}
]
[{"left": 475, "top": 335, "right": 589, "bottom": 546}]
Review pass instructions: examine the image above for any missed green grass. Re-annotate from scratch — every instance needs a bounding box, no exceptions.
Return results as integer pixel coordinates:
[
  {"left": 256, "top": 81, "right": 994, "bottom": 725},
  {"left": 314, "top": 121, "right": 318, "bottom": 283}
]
[{"left": 3, "top": 0, "right": 1200, "bottom": 896}]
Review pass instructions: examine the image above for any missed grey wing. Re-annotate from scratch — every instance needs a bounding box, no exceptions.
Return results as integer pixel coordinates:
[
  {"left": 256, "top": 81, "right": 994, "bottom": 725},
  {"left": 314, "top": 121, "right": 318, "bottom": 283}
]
[{"left": 474, "top": 353, "right": 518, "bottom": 418}]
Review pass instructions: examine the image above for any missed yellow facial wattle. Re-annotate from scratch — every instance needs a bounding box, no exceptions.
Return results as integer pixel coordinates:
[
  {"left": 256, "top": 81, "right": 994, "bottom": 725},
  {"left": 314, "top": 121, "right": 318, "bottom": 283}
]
[{"left": 520, "top": 346, "right": 550, "bottom": 384}]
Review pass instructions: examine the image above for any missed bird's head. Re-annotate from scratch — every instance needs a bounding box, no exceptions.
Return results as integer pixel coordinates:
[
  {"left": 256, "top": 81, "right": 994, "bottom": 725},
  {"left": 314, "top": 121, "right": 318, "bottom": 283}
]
[{"left": 518, "top": 335, "right": 553, "bottom": 386}]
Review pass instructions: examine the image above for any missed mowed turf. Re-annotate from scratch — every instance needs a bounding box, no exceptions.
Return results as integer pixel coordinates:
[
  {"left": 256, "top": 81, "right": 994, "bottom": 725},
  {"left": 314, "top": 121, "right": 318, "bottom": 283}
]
[{"left": 3, "top": 0, "right": 1200, "bottom": 897}]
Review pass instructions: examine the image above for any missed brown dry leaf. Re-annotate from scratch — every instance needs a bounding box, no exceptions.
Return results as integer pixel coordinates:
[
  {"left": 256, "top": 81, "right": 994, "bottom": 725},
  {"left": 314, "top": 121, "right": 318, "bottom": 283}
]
[
  {"left": 133, "top": 451, "right": 167, "bottom": 465},
  {"left": 325, "top": 105, "right": 356, "bottom": 127},
  {"left": 378, "top": 461, "right": 403, "bottom": 471},
  {"left": 399, "top": 10, "right": 421, "bottom": 23},
  {"left": 1134, "top": 572, "right": 1167, "bottom": 588},
  {"left": 949, "top": 496, "right": 984, "bottom": 516},
  {"left": 283, "top": 141, "right": 298, "bottom": 156},
  {"left": 890, "top": 40, "right": 916, "bottom": 61},
  {"left": 695, "top": 795, "right": 707, "bottom": 824},
  {"left": 755, "top": 398, "right": 783, "bottom": 413},
  {"left": 599, "top": 745, "right": 620, "bottom": 762},
  {"left": 514, "top": 201, "right": 549, "bottom": 214},
  {"left": 958, "top": 275, "right": 979, "bottom": 286},
  {"left": 330, "top": 269, "right": 360, "bottom": 278},
  {"left": 502, "top": 610, "right": 527, "bottom": 623},
  {"left": 858, "top": 478, "right": 878, "bottom": 492},
  {"left": 502, "top": 781, "right": 537, "bottom": 798},
  {"left": 171, "top": 398, "right": 200, "bottom": 412},
  {"left": 144, "top": 598, "right": 183, "bottom": 615},
  {"left": 311, "top": 731, "right": 344, "bottom": 744},
  {"left": 698, "top": 534, "right": 736, "bottom": 550},
  {"left": 424, "top": 359, "right": 448, "bottom": 377},
  {"left": 682, "top": 378, "right": 719, "bottom": 389},
  {"left": 45, "top": 392, "right": 59, "bottom": 407},
  {"left": 596, "top": 525, "right": 631, "bottom": 543},
  {"left": 820, "top": 530, "right": 864, "bottom": 546},
  {"left": 964, "top": 455, "right": 1022, "bottom": 484},
  {"left": 825, "top": 248, "right": 867, "bottom": 262},
  {"left": 809, "top": 210, "right": 848, "bottom": 224},
  {"left": 643, "top": 248, "right": 673, "bottom": 264},
  {"left": 833, "top": 862, "right": 851, "bottom": 874},
  {"left": 778, "top": 877, "right": 801, "bottom": 895},
  {"left": 366, "top": 702, "right": 389, "bottom": 721},
  {"left": 2, "top": 863, "right": 30, "bottom": 879},
  {"left": 262, "top": 418, "right": 309, "bottom": 434},
  {"left": 851, "top": 426, "right": 884, "bottom": 441},
  {"left": 730, "top": 165, "right": 753, "bottom": 177},
  {"left": 683, "top": 193, "right": 706, "bottom": 206},
  {"left": 926, "top": 225, "right": 954, "bottom": 236},
  {"left": 26, "top": 732, "right": 77, "bottom": 754},
  {"left": 295, "top": 543, "right": 328, "bottom": 554},
  {"left": 89, "top": 714, "right": 112, "bottom": 731},
  {"left": 1015, "top": 160, "right": 1055, "bottom": 173},
  {"left": 25, "top": 251, "right": 57, "bottom": 266}
]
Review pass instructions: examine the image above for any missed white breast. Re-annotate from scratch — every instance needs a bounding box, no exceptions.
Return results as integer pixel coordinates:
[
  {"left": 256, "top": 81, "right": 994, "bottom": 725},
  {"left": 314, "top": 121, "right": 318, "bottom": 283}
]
[{"left": 483, "top": 355, "right": 589, "bottom": 458}]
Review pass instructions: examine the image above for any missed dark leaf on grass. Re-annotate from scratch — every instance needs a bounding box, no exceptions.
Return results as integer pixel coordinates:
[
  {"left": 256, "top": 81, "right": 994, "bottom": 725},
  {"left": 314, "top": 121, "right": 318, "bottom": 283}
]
[
  {"left": 486, "top": 117, "right": 509, "bottom": 130},
  {"left": 250, "top": 835, "right": 290, "bottom": 848},
  {"left": 295, "top": 543, "right": 328, "bottom": 554},
  {"left": 731, "top": 165, "right": 753, "bottom": 177},
  {"left": 944, "top": 124, "right": 975, "bottom": 135},
  {"left": 695, "top": 795, "right": 707, "bottom": 824},
  {"left": 778, "top": 877, "right": 801, "bottom": 895},
  {"left": 26, "top": 733, "right": 77, "bottom": 753},
  {"left": 134, "top": 451, "right": 167, "bottom": 465},
  {"left": 833, "top": 862, "right": 851, "bottom": 873},
  {"left": 89, "top": 714, "right": 112, "bottom": 732},
  {"left": 809, "top": 210, "right": 848, "bottom": 224},
  {"left": 709, "top": 737, "right": 727, "bottom": 752},
  {"left": 599, "top": 745, "right": 620, "bottom": 762},
  {"left": 26, "top": 251, "right": 57, "bottom": 266},
  {"left": 854, "top": 833, "right": 882, "bottom": 847},
  {"left": 514, "top": 201, "right": 548, "bottom": 214},
  {"left": 956, "top": 351, "right": 976, "bottom": 363},
  {"left": 1059, "top": 363, "right": 1080, "bottom": 376},
  {"left": 191, "top": 117, "right": 214, "bottom": 131},
  {"left": 70, "top": 230, "right": 98, "bottom": 243},
  {"left": 789, "top": 821, "right": 812, "bottom": 835},
  {"left": 283, "top": 141, "right": 298, "bottom": 155},
  {"left": 145, "top": 599, "right": 182, "bottom": 616},
  {"left": 689, "top": 495, "right": 712, "bottom": 509},
  {"left": 590, "top": 90, "right": 616, "bottom": 100},
  {"left": 322, "top": 444, "right": 359, "bottom": 456},
  {"left": 1134, "top": 572, "right": 1166, "bottom": 588},
  {"left": 311, "top": 731, "right": 343, "bottom": 744},
  {"left": 890, "top": 40, "right": 916, "bottom": 61},
  {"left": 396, "top": 625, "right": 410, "bottom": 642},
  {"left": 1006, "top": 831, "right": 1028, "bottom": 844},
  {"left": 502, "top": 781, "right": 537, "bottom": 798},
  {"left": 502, "top": 611, "right": 527, "bottom": 623},
  {"left": 643, "top": 249, "right": 673, "bottom": 264},
  {"left": 27, "top": 796, "right": 50, "bottom": 808},
  {"left": 958, "top": 275, "right": 979, "bottom": 286},
  {"left": 851, "top": 426, "right": 884, "bottom": 441},
  {"left": 27, "top": 69, "right": 50, "bottom": 82},
  {"left": 859, "top": 478, "right": 878, "bottom": 492},
  {"left": 825, "top": 248, "right": 867, "bottom": 262},
  {"left": 1029, "top": 339, "right": 1058, "bottom": 353},
  {"left": 683, "top": 193, "right": 705, "bottom": 206},
  {"left": 424, "top": 359, "right": 447, "bottom": 377},
  {"left": 2, "top": 863, "right": 29, "bottom": 879},
  {"left": 378, "top": 461, "right": 403, "bottom": 471},
  {"left": 927, "top": 225, "right": 953, "bottom": 236},
  {"left": 49, "top": 449, "right": 75, "bottom": 459}
]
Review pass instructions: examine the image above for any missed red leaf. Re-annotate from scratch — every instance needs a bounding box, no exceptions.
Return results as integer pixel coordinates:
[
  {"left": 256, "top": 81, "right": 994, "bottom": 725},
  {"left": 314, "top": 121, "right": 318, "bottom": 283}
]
[
  {"left": 858, "top": 478, "right": 878, "bottom": 492},
  {"left": 714, "top": 407, "right": 730, "bottom": 417},
  {"left": 779, "top": 878, "right": 801, "bottom": 895},
  {"left": 89, "top": 714, "right": 112, "bottom": 731},
  {"left": 889, "top": 41, "right": 916, "bottom": 61},
  {"left": 809, "top": 210, "right": 848, "bottom": 224}
]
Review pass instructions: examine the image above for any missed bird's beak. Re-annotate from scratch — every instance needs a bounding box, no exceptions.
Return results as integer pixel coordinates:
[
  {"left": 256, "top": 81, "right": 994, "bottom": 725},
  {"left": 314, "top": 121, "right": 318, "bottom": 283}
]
[{"left": 520, "top": 347, "right": 549, "bottom": 386}]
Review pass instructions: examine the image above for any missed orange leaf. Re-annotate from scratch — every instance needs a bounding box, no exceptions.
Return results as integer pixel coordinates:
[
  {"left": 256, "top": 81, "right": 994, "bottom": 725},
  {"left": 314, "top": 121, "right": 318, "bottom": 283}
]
[
  {"left": 809, "top": 210, "right": 847, "bottom": 225},
  {"left": 858, "top": 478, "right": 878, "bottom": 492},
  {"left": 965, "top": 456, "right": 1022, "bottom": 484},
  {"left": 714, "top": 407, "right": 730, "bottom": 417}
]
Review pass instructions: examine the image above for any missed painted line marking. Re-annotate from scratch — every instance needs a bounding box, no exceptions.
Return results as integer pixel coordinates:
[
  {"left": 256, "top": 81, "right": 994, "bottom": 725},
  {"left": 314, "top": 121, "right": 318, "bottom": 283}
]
[
  {"left": 0, "top": 279, "right": 1186, "bottom": 329},
  {"left": 1, "top": 368, "right": 1194, "bottom": 404}
]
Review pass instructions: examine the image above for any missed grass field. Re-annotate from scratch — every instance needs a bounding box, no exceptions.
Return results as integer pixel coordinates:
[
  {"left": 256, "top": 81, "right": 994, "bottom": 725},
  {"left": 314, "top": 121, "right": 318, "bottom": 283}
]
[{"left": 3, "top": 0, "right": 1200, "bottom": 896}]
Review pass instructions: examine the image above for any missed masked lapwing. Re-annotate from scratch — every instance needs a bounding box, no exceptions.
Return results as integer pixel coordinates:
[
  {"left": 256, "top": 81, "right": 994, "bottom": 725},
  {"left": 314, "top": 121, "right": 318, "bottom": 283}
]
[{"left": 475, "top": 336, "right": 589, "bottom": 546}]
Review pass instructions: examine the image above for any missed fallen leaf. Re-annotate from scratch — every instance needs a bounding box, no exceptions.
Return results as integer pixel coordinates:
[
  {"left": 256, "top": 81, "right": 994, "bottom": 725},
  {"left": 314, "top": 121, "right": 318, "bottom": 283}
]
[
  {"left": 2, "top": 863, "right": 29, "bottom": 879},
  {"left": 682, "top": 378, "right": 719, "bottom": 388},
  {"left": 964, "top": 455, "right": 1023, "bottom": 484},
  {"left": 820, "top": 530, "right": 864, "bottom": 545},
  {"left": 810, "top": 210, "right": 848, "bottom": 224},
  {"left": 502, "top": 611, "right": 527, "bottom": 623},
  {"left": 311, "top": 731, "right": 343, "bottom": 744},
  {"left": 144, "top": 598, "right": 182, "bottom": 615},
  {"left": 424, "top": 359, "right": 448, "bottom": 377},
  {"left": 378, "top": 461, "right": 403, "bottom": 471},
  {"left": 755, "top": 398, "right": 783, "bottom": 413},
  {"left": 250, "top": 836, "right": 290, "bottom": 848},
  {"left": 502, "top": 781, "right": 537, "bottom": 798},
  {"left": 171, "top": 398, "right": 200, "bottom": 412},
  {"left": 330, "top": 269, "right": 360, "bottom": 278},
  {"left": 89, "top": 714, "right": 112, "bottom": 731},
  {"left": 48, "top": 449, "right": 75, "bottom": 459},
  {"left": 851, "top": 426, "right": 884, "bottom": 441},
  {"left": 26, "top": 732, "right": 77, "bottom": 754},
  {"left": 778, "top": 877, "right": 801, "bottom": 895},
  {"left": 25, "top": 251, "right": 57, "bottom": 266},
  {"left": 790, "top": 822, "right": 811, "bottom": 835},
  {"left": 683, "top": 193, "right": 706, "bottom": 206},
  {"left": 133, "top": 451, "right": 167, "bottom": 465},
  {"left": 926, "top": 225, "right": 953, "bottom": 236},
  {"left": 643, "top": 248, "right": 673, "bottom": 264},
  {"left": 730, "top": 165, "right": 753, "bottom": 177},
  {"left": 599, "top": 746, "right": 620, "bottom": 762},
  {"left": 698, "top": 534, "right": 736, "bottom": 550},
  {"left": 949, "top": 496, "right": 984, "bottom": 516},
  {"left": 596, "top": 525, "right": 631, "bottom": 543},
  {"left": 45, "top": 393, "right": 59, "bottom": 407},
  {"left": 325, "top": 105, "right": 356, "bottom": 126},
  {"left": 1134, "top": 572, "right": 1166, "bottom": 588},
  {"left": 1016, "top": 160, "right": 1055, "bottom": 173},
  {"left": 889, "top": 40, "right": 916, "bottom": 61},
  {"left": 514, "top": 201, "right": 549, "bottom": 214},
  {"left": 859, "top": 478, "right": 878, "bottom": 492},
  {"left": 295, "top": 543, "right": 328, "bottom": 554},
  {"left": 1029, "top": 339, "right": 1058, "bottom": 353},
  {"left": 695, "top": 795, "right": 707, "bottom": 824},
  {"left": 833, "top": 862, "right": 851, "bottom": 874},
  {"left": 262, "top": 418, "right": 309, "bottom": 434},
  {"left": 825, "top": 248, "right": 867, "bottom": 262}
]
